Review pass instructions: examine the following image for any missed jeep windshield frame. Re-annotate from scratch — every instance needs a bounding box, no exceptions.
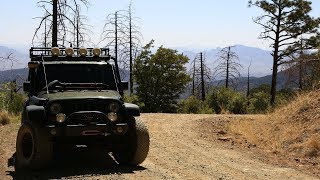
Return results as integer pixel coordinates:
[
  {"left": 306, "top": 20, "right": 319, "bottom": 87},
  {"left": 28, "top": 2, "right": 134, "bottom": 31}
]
[
  {"left": 31, "top": 62, "right": 119, "bottom": 93},
  {"left": 27, "top": 47, "right": 125, "bottom": 96}
]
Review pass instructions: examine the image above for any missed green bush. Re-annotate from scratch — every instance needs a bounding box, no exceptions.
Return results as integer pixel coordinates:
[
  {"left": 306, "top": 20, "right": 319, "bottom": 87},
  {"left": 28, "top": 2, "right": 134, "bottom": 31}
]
[
  {"left": 177, "top": 96, "right": 213, "bottom": 114},
  {"left": 276, "top": 88, "right": 296, "bottom": 106},
  {"left": 248, "top": 91, "right": 271, "bottom": 114},
  {"left": 232, "top": 95, "right": 247, "bottom": 114},
  {"left": 0, "top": 91, "right": 25, "bottom": 115},
  {"left": 206, "top": 87, "right": 247, "bottom": 114}
]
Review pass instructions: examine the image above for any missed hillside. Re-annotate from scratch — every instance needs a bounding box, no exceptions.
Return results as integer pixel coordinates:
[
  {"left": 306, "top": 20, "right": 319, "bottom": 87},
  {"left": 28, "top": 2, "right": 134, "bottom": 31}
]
[
  {"left": 228, "top": 90, "right": 320, "bottom": 175},
  {"left": 0, "top": 68, "right": 28, "bottom": 86},
  {"left": 216, "top": 69, "right": 298, "bottom": 91}
]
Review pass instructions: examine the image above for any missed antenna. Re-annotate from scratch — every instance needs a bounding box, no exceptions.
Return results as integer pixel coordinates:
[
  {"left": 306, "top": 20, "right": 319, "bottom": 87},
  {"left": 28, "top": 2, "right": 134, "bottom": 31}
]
[{"left": 41, "top": 55, "right": 50, "bottom": 97}]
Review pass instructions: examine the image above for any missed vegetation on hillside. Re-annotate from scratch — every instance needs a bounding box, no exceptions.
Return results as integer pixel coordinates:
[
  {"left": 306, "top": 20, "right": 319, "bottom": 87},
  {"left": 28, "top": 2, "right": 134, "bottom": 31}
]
[
  {"left": 0, "top": 82, "right": 24, "bottom": 125},
  {"left": 229, "top": 90, "right": 320, "bottom": 160}
]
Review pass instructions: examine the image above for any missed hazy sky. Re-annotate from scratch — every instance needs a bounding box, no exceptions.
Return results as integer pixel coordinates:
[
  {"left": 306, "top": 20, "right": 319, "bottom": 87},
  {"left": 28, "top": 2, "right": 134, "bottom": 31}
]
[{"left": 0, "top": 0, "right": 319, "bottom": 51}]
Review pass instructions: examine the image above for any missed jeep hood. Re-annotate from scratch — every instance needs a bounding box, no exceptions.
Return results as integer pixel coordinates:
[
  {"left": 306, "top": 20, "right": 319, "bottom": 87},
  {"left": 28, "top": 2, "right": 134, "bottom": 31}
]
[{"left": 38, "top": 90, "right": 121, "bottom": 101}]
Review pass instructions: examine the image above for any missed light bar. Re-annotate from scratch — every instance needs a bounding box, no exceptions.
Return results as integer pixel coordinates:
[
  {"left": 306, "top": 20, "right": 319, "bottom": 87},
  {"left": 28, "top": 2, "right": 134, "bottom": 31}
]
[
  {"left": 93, "top": 48, "right": 101, "bottom": 57},
  {"left": 79, "top": 48, "right": 87, "bottom": 57},
  {"left": 65, "top": 47, "right": 74, "bottom": 56},
  {"left": 51, "top": 47, "right": 60, "bottom": 56}
]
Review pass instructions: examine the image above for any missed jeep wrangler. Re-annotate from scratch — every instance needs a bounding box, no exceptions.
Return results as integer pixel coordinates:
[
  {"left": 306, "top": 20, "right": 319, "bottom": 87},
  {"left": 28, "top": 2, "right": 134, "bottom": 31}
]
[{"left": 15, "top": 47, "right": 149, "bottom": 169}]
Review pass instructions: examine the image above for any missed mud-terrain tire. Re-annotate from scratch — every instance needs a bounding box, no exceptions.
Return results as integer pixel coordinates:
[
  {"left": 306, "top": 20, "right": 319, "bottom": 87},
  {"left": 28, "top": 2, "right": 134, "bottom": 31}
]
[
  {"left": 113, "top": 118, "right": 150, "bottom": 166},
  {"left": 16, "top": 123, "right": 52, "bottom": 170}
]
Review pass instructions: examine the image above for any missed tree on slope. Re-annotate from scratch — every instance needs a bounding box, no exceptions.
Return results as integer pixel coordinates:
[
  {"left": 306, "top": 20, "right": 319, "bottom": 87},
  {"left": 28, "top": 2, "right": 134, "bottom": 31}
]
[
  {"left": 249, "top": 0, "right": 320, "bottom": 106},
  {"left": 134, "top": 40, "right": 190, "bottom": 113},
  {"left": 214, "top": 46, "right": 242, "bottom": 89}
]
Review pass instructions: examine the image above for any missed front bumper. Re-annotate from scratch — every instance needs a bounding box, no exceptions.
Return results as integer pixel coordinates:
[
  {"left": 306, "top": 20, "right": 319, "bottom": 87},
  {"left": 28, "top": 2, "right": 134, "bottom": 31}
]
[{"left": 46, "top": 123, "right": 128, "bottom": 137}]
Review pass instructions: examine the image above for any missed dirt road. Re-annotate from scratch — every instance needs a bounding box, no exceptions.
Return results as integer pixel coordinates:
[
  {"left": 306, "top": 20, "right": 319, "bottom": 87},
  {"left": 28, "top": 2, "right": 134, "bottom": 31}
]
[{"left": 0, "top": 114, "right": 318, "bottom": 179}]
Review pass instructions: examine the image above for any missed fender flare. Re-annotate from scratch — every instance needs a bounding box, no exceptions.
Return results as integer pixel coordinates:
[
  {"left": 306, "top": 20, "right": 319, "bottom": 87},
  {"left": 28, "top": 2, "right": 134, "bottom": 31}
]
[
  {"left": 124, "top": 103, "right": 140, "bottom": 117},
  {"left": 24, "top": 105, "right": 46, "bottom": 124}
]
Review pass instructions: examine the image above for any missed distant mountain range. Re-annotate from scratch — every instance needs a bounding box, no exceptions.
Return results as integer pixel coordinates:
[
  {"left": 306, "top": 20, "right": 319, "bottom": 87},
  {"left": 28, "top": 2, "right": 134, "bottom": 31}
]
[
  {"left": 178, "top": 44, "right": 273, "bottom": 77},
  {"left": 1, "top": 44, "right": 295, "bottom": 91},
  {"left": 1, "top": 44, "right": 273, "bottom": 76},
  {"left": 0, "top": 46, "right": 29, "bottom": 70}
]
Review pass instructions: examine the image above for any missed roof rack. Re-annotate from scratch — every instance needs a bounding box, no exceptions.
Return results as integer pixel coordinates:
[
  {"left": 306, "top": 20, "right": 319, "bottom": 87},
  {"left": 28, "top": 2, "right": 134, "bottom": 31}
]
[{"left": 29, "top": 47, "right": 111, "bottom": 59}]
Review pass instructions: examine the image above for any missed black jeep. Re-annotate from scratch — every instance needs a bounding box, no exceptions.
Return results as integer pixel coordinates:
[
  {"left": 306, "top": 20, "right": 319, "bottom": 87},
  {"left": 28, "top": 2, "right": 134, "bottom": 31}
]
[{"left": 15, "top": 47, "right": 149, "bottom": 169}]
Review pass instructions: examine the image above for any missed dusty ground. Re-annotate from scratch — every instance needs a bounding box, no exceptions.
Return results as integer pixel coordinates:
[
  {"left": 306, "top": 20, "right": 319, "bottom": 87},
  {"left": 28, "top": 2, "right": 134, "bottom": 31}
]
[{"left": 0, "top": 113, "right": 319, "bottom": 179}]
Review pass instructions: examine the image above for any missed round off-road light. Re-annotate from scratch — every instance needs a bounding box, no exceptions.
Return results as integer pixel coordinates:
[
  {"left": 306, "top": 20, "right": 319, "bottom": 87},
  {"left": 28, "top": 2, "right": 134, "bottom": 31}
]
[
  {"left": 65, "top": 47, "right": 74, "bottom": 56},
  {"left": 50, "top": 128, "right": 57, "bottom": 135},
  {"left": 116, "top": 126, "right": 124, "bottom": 134},
  {"left": 93, "top": 48, "right": 101, "bottom": 57},
  {"left": 50, "top": 103, "right": 62, "bottom": 114},
  {"left": 107, "top": 112, "right": 118, "bottom": 122},
  {"left": 51, "top": 47, "right": 60, "bottom": 56},
  {"left": 108, "top": 102, "right": 120, "bottom": 112},
  {"left": 79, "top": 48, "right": 87, "bottom": 56},
  {"left": 56, "top": 113, "right": 66, "bottom": 123}
]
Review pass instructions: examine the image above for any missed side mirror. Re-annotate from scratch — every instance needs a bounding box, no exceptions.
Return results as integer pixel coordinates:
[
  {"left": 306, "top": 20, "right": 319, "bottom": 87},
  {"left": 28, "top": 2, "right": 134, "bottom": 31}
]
[
  {"left": 23, "top": 82, "right": 31, "bottom": 92},
  {"left": 121, "top": 81, "right": 129, "bottom": 90}
]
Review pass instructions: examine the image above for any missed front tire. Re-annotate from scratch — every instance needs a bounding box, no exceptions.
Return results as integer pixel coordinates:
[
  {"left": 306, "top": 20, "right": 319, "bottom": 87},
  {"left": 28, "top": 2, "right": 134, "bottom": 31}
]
[
  {"left": 16, "top": 123, "right": 53, "bottom": 170},
  {"left": 113, "top": 118, "right": 150, "bottom": 166}
]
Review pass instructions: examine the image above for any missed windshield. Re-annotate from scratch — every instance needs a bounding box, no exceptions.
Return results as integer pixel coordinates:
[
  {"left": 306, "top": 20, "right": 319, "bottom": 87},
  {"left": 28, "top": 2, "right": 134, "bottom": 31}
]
[{"left": 33, "top": 63, "right": 118, "bottom": 91}]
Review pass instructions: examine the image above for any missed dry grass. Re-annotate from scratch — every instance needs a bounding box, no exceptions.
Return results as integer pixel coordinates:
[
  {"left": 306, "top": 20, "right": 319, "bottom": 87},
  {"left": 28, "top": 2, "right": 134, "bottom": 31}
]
[
  {"left": 0, "top": 110, "right": 11, "bottom": 125},
  {"left": 228, "top": 90, "right": 320, "bottom": 159}
]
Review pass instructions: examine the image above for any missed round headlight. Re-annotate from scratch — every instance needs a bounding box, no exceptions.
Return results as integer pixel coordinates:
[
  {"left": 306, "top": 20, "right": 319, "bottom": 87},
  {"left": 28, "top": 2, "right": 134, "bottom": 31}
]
[
  {"left": 108, "top": 102, "right": 120, "bottom": 112},
  {"left": 56, "top": 113, "right": 66, "bottom": 123},
  {"left": 50, "top": 103, "right": 62, "bottom": 114},
  {"left": 107, "top": 112, "right": 118, "bottom": 122}
]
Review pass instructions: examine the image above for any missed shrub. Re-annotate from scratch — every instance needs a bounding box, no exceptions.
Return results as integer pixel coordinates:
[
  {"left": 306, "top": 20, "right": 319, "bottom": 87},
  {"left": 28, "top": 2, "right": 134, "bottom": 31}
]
[
  {"left": 248, "top": 91, "right": 271, "bottom": 114},
  {"left": 0, "top": 110, "right": 11, "bottom": 125},
  {"left": 206, "top": 87, "right": 247, "bottom": 114},
  {"left": 7, "top": 93, "right": 24, "bottom": 115},
  {"left": 177, "top": 96, "right": 213, "bottom": 114},
  {"left": 276, "top": 88, "right": 296, "bottom": 106},
  {"left": 232, "top": 95, "right": 247, "bottom": 114}
]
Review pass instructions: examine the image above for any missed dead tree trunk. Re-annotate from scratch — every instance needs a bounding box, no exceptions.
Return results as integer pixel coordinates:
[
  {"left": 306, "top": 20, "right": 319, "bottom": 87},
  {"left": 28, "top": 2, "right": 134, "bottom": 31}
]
[{"left": 52, "top": 0, "right": 58, "bottom": 47}]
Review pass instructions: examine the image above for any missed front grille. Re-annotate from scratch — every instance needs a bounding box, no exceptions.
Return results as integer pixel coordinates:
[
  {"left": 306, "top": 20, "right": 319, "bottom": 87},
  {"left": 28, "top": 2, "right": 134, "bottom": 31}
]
[
  {"left": 67, "top": 111, "right": 109, "bottom": 125},
  {"left": 62, "top": 99, "right": 107, "bottom": 115}
]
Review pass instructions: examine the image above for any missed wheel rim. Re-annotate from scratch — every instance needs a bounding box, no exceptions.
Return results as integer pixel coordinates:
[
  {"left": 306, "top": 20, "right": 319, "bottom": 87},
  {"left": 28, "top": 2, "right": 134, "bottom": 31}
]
[{"left": 22, "top": 133, "right": 33, "bottom": 160}]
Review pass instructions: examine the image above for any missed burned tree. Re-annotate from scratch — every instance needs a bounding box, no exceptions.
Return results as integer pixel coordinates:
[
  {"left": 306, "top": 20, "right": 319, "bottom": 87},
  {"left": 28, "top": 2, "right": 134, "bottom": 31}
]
[
  {"left": 189, "top": 52, "right": 211, "bottom": 100},
  {"left": 214, "top": 46, "right": 242, "bottom": 89},
  {"left": 100, "top": 2, "right": 143, "bottom": 95},
  {"left": 33, "top": 0, "right": 90, "bottom": 47}
]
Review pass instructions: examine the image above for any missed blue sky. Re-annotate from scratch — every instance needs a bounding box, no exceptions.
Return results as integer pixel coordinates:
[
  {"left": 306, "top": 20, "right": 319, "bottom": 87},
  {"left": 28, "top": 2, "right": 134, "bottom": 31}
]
[{"left": 0, "top": 0, "right": 319, "bottom": 51}]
